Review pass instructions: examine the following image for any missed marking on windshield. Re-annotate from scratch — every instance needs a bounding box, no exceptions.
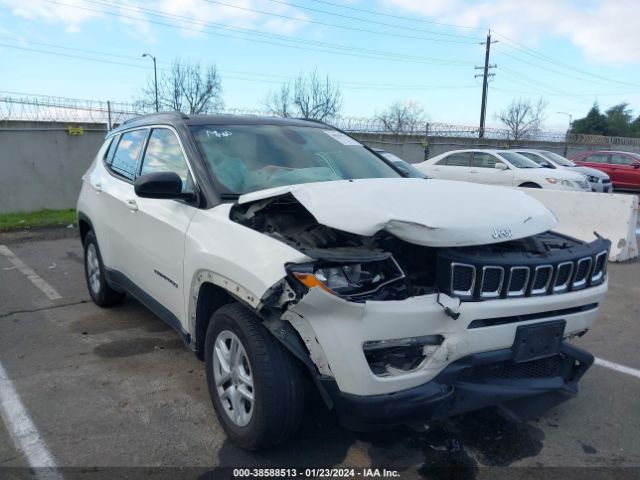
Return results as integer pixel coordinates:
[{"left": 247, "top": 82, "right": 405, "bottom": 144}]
[{"left": 206, "top": 130, "right": 232, "bottom": 138}]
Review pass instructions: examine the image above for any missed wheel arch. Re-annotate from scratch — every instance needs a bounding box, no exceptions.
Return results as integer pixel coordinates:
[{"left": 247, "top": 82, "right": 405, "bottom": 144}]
[{"left": 77, "top": 211, "right": 94, "bottom": 244}]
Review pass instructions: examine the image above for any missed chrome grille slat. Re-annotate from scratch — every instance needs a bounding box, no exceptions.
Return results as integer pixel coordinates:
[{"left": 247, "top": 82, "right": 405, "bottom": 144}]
[
  {"left": 451, "top": 263, "right": 476, "bottom": 297},
  {"left": 553, "top": 261, "right": 574, "bottom": 293},
  {"left": 573, "top": 257, "right": 592, "bottom": 289},
  {"left": 507, "top": 266, "right": 530, "bottom": 297},
  {"left": 531, "top": 265, "right": 553, "bottom": 295},
  {"left": 480, "top": 266, "right": 504, "bottom": 298}
]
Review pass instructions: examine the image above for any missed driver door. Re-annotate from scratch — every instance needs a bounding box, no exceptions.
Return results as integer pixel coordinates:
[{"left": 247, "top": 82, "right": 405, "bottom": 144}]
[
  {"left": 128, "top": 127, "right": 198, "bottom": 325},
  {"left": 471, "top": 152, "right": 514, "bottom": 186}
]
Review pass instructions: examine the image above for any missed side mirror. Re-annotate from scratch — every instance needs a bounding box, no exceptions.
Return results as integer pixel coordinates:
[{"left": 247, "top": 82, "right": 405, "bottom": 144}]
[
  {"left": 633, "top": 164, "right": 640, "bottom": 169},
  {"left": 494, "top": 163, "right": 508, "bottom": 170},
  {"left": 134, "top": 172, "right": 194, "bottom": 200}
]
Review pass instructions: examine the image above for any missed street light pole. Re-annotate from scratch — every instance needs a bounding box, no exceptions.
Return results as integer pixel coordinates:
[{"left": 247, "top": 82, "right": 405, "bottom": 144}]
[
  {"left": 557, "top": 112, "right": 573, "bottom": 157},
  {"left": 142, "top": 53, "right": 158, "bottom": 112}
]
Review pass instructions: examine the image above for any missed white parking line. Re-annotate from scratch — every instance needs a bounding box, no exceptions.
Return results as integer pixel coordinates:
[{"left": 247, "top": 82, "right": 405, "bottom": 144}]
[
  {"left": 0, "top": 361, "right": 62, "bottom": 478},
  {"left": 0, "top": 245, "right": 62, "bottom": 301},
  {"left": 595, "top": 357, "right": 640, "bottom": 380}
]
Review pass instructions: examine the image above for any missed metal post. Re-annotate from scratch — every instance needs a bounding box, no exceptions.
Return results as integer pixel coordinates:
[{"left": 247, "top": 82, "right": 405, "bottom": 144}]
[
  {"left": 142, "top": 53, "right": 159, "bottom": 112},
  {"left": 107, "top": 100, "right": 112, "bottom": 131}
]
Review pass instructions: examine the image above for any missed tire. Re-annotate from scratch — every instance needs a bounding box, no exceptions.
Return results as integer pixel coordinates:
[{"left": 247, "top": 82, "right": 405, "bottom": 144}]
[
  {"left": 205, "top": 303, "right": 304, "bottom": 450},
  {"left": 83, "top": 231, "right": 125, "bottom": 307},
  {"left": 520, "top": 182, "right": 542, "bottom": 188}
]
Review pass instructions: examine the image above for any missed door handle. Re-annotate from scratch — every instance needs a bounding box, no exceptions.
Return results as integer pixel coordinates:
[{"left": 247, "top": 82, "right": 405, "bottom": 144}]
[
  {"left": 469, "top": 170, "right": 478, "bottom": 174},
  {"left": 92, "top": 182, "right": 102, "bottom": 193},
  {"left": 126, "top": 199, "right": 138, "bottom": 212}
]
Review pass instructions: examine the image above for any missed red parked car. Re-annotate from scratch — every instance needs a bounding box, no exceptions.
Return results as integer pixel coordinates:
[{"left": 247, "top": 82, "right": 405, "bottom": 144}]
[{"left": 570, "top": 150, "right": 640, "bottom": 191}]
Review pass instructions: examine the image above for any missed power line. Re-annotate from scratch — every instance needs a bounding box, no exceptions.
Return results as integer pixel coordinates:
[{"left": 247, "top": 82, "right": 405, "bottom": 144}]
[
  {"left": 44, "top": 0, "right": 473, "bottom": 66},
  {"left": 199, "top": 0, "right": 480, "bottom": 43},
  {"left": 494, "top": 47, "right": 640, "bottom": 91},
  {"left": 305, "top": 0, "right": 484, "bottom": 30},
  {"left": 0, "top": 38, "right": 479, "bottom": 92},
  {"left": 259, "top": 0, "right": 483, "bottom": 40},
  {"left": 492, "top": 30, "right": 640, "bottom": 89}
]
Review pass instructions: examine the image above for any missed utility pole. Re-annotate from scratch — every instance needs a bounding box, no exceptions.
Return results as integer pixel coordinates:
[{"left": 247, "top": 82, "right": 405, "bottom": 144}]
[
  {"left": 475, "top": 31, "right": 497, "bottom": 138},
  {"left": 142, "top": 53, "right": 159, "bottom": 112}
]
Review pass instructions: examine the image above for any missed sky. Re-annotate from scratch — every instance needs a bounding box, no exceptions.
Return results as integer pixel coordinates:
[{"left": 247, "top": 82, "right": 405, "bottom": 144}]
[{"left": 1, "top": 0, "right": 640, "bottom": 129}]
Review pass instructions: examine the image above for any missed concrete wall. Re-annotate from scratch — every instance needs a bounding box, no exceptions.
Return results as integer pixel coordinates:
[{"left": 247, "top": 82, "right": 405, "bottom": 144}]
[
  {"left": 0, "top": 122, "right": 106, "bottom": 213},
  {"left": 1, "top": 121, "right": 639, "bottom": 214},
  {"left": 353, "top": 132, "right": 640, "bottom": 164}
]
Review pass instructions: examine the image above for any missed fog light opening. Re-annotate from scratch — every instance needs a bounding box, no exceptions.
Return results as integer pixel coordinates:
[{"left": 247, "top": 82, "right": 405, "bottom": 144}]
[{"left": 363, "top": 335, "right": 443, "bottom": 376}]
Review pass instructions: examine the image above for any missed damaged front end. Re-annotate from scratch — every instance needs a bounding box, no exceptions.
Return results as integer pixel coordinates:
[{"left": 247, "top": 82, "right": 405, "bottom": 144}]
[{"left": 230, "top": 183, "right": 610, "bottom": 427}]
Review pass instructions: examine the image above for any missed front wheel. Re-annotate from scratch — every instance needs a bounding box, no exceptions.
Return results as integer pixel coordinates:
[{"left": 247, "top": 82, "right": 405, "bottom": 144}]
[{"left": 205, "top": 303, "right": 304, "bottom": 450}]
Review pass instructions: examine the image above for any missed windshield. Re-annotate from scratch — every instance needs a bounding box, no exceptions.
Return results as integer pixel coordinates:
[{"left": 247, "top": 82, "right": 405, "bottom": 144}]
[
  {"left": 538, "top": 150, "right": 576, "bottom": 167},
  {"left": 499, "top": 151, "right": 541, "bottom": 169},
  {"left": 191, "top": 124, "right": 400, "bottom": 194}
]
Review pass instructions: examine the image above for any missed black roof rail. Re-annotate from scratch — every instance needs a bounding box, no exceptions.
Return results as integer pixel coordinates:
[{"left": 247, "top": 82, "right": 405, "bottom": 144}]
[{"left": 121, "top": 111, "right": 189, "bottom": 125}]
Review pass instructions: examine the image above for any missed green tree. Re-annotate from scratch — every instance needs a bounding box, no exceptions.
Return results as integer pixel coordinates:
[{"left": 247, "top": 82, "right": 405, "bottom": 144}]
[
  {"left": 571, "top": 103, "right": 608, "bottom": 135},
  {"left": 604, "top": 103, "right": 633, "bottom": 137}
]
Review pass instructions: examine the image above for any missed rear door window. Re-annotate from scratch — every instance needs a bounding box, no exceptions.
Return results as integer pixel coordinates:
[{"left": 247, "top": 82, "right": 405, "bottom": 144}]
[
  {"left": 110, "top": 129, "right": 148, "bottom": 181},
  {"left": 583, "top": 154, "right": 609, "bottom": 164},
  {"left": 440, "top": 152, "right": 472, "bottom": 167}
]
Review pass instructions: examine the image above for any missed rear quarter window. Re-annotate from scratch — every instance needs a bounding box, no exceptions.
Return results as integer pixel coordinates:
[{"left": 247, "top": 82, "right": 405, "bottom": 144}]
[{"left": 110, "top": 129, "right": 148, "bottom": 181}]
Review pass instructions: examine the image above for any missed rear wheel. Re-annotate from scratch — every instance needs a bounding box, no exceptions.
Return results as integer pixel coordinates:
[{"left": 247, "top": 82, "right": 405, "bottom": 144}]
[
  {"left": 83, "top": 231, "right": 125, "bottom": 307},
  {"left": 520, "top": 182, "right": 542, "bottom": 188},
  {"left": 205, "top": 303, "right": 304, "bottom": 450}
]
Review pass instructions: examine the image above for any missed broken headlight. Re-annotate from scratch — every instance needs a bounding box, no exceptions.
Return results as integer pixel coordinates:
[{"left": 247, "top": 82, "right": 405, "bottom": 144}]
[{"left": 288, "top": 257, "right": 407, "bottom": 301}]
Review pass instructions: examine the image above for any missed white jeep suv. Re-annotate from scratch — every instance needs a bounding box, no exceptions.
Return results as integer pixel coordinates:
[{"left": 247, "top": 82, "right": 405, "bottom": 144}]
[{"left": 77, "top": 113, "right": 609, "bottom": 450}]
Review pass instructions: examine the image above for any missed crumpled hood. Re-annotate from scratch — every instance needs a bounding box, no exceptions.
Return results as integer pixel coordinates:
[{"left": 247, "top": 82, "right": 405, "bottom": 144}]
[{"left": 237, "top": 178, "right": 557, "bottom": 247}]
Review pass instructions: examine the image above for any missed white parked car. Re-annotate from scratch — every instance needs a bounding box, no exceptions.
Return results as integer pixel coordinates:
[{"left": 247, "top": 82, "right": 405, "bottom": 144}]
[
  {"left": 415, "top": 149, "right": 591, "bottom": 191},
  {"left": 512, "top": 149, "right": 612, "bottom": 193},
  {"left": 77, "top": 114, "right": 609, "bottom": 450}
]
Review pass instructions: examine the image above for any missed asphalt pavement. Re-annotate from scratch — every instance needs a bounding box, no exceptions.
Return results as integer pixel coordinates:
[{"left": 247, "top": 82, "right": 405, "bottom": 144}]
[{"left": 0, "top": 228, "right": 639, "bottom": 479}]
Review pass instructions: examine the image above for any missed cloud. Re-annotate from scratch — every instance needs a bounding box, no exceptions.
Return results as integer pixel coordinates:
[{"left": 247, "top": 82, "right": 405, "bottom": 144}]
[
  {"left": 382, "top": 0, "right": 640, "bottom": 65},
  {"left": 0, "top": 0, "right": 309, "bottom": 39}
]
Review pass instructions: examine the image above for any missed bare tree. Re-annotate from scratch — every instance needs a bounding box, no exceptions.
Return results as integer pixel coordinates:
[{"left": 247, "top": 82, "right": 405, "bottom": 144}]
[
  {"left": 138, "top": 58, "right": 223, "bottom": 114},
  {"left": 264, "top": 70, "right": 342, "bottom": 121},
  {"left": 496, "top": 98, "right": 548, "bottom": 140},
  {"left": 377, "top": 101, "right": 426, "bottom": 134}
]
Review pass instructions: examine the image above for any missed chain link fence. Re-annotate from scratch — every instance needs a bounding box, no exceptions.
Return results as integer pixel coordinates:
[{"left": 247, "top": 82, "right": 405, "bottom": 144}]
[{"left": 3, "top": 92, "right": 640, "bottom": 149}]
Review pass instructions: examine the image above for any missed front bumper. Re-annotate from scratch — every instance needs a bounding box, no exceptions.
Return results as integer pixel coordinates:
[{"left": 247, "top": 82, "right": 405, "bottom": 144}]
[
  {"left": 285, "top": 282, "right": 607, "bottom": 397},
  {"left": 322, "top": 341, "right": 593, "bottom": 430}
]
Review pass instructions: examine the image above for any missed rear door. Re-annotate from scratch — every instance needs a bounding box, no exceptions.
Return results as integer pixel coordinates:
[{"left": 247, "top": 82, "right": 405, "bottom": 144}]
[
  {"left": 431, "top": 152, "right": 473, "bottom": 182},
  {"left": 576, "top": 153, "right": 611, "bottom": 176},
  {"left": 100, "top": 128, "right": 149, "bottom": 277},
  {"left": 471, "top": 152, "right": 514, "bottom": 186},
  {"left": 609, "top": 154, "right": 640, "bottom": 189},
  {"left": 127, "top": 127, "right": 198, "bottom": 324}
]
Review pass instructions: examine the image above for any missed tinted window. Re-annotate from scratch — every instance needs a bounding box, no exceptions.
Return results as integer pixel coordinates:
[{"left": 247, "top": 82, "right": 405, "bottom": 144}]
[
  {"left": 610, "top": 154, "right": 636, "bottom": 166},
  {"left": 105, "top": 136, "right": 119, "bottom": 165},
  {"left": 191, "top": 125, "right": 399, "bottom": 194},
  {"left": 498, "top": 152, "right": 539, "bottom": 168},
  {"left": 538, "top": 150, "right": 575, "bottom": 167},
  {"left": 442, "top": 152, "right": 472, "bottom": 167},
  {"left": 140, "top": 129, "right": 192, "bottom": 191},
  {"left": 474, "top": 152, "right": 503, "bottom": 168},
  {"left": 111, "top": 129, "right": 147, "bottom": 180},
  {"left": 583, "top": 154, "right": 608, "bottom": 164}
]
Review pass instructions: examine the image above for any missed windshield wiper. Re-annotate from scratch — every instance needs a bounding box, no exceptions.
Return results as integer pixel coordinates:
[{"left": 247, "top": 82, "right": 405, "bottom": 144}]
[{"left": 220, "top": 192, "right": 241, "bottom": 201}]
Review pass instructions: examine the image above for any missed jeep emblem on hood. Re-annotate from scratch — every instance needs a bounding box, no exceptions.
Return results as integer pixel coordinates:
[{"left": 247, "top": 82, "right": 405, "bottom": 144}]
[{"left": 492, "top": 227, "right": 514, "bottom": 240}]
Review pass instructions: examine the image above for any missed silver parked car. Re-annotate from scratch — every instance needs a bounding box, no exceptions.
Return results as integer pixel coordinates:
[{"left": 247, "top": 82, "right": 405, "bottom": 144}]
[{"left": 513, "top": 149, "right": 612, "bottom": 193}]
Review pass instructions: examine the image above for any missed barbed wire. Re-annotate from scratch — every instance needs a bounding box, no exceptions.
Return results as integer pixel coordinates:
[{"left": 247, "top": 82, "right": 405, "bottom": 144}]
[{"left": 3, "top": 93, "right": 640, "bottom": 146}]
